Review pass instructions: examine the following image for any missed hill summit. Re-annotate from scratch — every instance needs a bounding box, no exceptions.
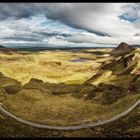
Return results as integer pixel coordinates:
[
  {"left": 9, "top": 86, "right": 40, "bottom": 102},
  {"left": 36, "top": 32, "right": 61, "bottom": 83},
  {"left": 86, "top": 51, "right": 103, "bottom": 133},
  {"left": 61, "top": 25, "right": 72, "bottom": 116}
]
[
  {"left": 0, "top": 45, "right": 6, "bottom": 49},
  {"left": 111, "top": 42, "right": 135, "bottom": 56},
  {"left": 0, "top": 45, "right": 16, "bottom": 54}
]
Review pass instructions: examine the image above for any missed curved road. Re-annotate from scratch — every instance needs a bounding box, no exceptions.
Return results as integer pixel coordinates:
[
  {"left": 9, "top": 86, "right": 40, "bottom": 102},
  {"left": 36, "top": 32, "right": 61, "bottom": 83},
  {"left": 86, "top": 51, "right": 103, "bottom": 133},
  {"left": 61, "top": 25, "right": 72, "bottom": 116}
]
[{"left": 0, "top": 99, "right": 140, "bottom": 130}]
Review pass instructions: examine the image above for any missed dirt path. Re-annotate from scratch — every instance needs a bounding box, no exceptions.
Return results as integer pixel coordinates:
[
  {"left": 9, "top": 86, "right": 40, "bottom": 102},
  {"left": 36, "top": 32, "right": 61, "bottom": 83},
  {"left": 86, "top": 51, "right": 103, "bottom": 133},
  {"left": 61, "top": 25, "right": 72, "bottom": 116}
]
[{"left": 0, "top": 100, "right": 140, "bottom": 130}]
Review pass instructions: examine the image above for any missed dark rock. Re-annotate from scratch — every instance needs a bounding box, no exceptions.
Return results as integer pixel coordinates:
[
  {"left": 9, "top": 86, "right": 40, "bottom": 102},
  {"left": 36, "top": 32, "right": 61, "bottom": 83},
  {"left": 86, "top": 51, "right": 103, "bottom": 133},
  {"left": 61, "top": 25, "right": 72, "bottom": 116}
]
[
  {"left": 4, "top": 83, "right": 22, "bottom": 94},
  {"left": 128, "top": 74, "right": 140, "bottom": 93},
  {"left": 98, "top": 83, "right": 127, "bottom": 104},
  {"left": 111, "top": 42, "right": 135, "bottom": 56},
  {"left": 23, "top": 78, "right": 49, "bottom": 93},
  {"left": 29, "top": 78, "right": 44, "bottom": 84}
]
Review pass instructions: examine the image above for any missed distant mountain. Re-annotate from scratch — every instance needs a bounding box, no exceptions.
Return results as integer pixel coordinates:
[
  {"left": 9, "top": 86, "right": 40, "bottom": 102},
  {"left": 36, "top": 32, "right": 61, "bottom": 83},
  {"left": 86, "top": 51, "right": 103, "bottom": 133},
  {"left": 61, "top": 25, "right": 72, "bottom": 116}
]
[
  {"left": 12, "top": 46, "right": 114, "bottom": 52},
  {"left": 110, "top": 42, "right": 135, "bottom": 56},
  {"left": 131, "top": 45, "right": 140, "bottom": 48},
  {"left": 0, "top": 45, "right": 14, "bottom": 51},
  {"left": 0, "top": 45, "right": 8, "bottom": 50},
  {"left": 0, "top": 45, "right": 6, "bottom": 48},
  {"left": 0, "top": 45, "right": 18, "bottom": 54}
]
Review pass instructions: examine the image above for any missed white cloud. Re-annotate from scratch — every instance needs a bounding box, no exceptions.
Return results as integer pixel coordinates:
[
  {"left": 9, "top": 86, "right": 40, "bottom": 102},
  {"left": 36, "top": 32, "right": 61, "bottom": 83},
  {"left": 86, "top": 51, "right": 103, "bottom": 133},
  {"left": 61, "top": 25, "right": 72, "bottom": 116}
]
[{"left": 0, "top": 3, "right": 140, "bottom": 47}]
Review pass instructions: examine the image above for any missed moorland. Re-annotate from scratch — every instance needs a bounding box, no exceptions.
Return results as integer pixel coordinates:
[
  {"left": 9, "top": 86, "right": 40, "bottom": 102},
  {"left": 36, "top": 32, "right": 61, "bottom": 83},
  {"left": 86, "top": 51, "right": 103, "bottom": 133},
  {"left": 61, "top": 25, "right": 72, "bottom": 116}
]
[{"left": 0, "top": 42, "right": 140, "bottom": 137}]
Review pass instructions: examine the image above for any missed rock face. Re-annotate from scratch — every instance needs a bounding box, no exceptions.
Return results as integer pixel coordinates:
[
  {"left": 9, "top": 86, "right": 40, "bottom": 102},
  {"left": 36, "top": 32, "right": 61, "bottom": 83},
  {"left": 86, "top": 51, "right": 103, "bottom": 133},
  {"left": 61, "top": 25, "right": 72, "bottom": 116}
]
[
  {"left": 4, "top": 83, "right": 22, "bottom": 94},
  {"left": 111, "top": 42, "right": 135, "bottom": 56},
  {"left": 0, "top": 72, "right": 22, "bottom": 94},
  {"left": 23, "top": 78, "right": 46, "bottom": 92}
]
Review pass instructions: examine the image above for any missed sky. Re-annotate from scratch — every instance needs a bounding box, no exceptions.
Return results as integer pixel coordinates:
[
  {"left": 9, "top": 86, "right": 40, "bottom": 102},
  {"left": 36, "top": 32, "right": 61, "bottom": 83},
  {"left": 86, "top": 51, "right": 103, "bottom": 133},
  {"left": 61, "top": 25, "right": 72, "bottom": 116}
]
[{"left": 0, "top": 3, "right": 140, "bottom": 48}]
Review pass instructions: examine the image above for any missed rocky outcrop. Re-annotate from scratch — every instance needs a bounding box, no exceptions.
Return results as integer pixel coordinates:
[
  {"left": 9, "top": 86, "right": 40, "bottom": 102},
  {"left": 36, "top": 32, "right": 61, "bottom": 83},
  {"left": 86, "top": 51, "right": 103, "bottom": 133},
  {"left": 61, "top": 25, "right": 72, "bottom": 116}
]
[
  {"left": 110, "top": 42, "right": 135, "bottom": 56},
  {"left": 128, "top": 74, "right": 140, "bottom": 93},
  {"left": 102, "top": 50, "right": 136, "bottom": 75},
  {"left": 98, "top": 83, "right": 127, "bottom": 104},
  {"left": 23, "top": 78, "right": 45, "bottom": 91},
  {"left": 0, "top": 72, "right": 22, "bottom": 94},
  {"left": 4, "top": 83, "right": 22, "bottom": 94}
]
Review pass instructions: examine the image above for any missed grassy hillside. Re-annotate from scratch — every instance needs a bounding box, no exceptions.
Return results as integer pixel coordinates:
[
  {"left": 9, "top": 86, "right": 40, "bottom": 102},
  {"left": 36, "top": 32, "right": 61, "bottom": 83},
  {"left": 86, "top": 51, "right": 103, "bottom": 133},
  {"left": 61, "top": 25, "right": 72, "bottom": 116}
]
[
  {"left": 1, "top": 47, "right": 140, "bottom": 137},
  {"left": 0, "top": 103, "right": 140, "bottom": 137}
]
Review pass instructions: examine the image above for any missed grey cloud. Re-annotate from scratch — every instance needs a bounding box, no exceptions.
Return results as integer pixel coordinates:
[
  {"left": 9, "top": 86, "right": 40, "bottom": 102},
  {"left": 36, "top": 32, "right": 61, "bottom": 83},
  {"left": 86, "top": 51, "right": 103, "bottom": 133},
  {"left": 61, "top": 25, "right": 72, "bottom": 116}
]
[
  {"left": 2, "top": 36, "right": 42, "bottom": 42},
  {"left": 1, "top": 31, "right": 71, "bottom": 43},
  {"left": 0, "top": 3, "right": 46, "bottom": 20},
  {"left": 44, "top": 3, "right": 119, "bottom": 36},
  {"left": 0, "top": 3, "right": 119, "bottom": 36},
  {"left": 39, "top": 32, "right": 72, "bottom": 37},
  {"left": 0, "top": 3, "right": 140, "bottom": 46},
  {"left": 45, "top": 3, "right": 140, "bottom": 38}
]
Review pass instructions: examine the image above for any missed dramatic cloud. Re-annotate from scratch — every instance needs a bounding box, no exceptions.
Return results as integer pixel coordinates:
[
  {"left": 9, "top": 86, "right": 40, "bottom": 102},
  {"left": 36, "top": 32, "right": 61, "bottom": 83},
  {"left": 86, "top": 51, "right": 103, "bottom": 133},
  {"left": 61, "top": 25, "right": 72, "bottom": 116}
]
[{"left": 0, "top": 3, "right": 140, "bottom": 47}]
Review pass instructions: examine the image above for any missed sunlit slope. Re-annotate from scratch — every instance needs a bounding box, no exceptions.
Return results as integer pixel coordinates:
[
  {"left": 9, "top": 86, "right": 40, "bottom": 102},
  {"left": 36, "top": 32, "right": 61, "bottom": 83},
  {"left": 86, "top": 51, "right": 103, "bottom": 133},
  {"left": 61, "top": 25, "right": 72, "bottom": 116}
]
[
  {"left": 86, "top": 48, "right": 140, "bottom": 88},
  {"left": 0, "top": 50, "right": 101, "bottom": 85}
]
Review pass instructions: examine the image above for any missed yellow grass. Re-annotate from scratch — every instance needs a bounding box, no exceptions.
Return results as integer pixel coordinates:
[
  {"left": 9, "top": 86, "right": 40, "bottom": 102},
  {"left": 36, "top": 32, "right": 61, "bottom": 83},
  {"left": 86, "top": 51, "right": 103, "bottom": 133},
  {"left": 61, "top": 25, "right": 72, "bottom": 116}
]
[
  {"left": 0, "top": 50, "right": 101, "bottom": 85},
  {"left": 1, "top": 48, "right": 140, "bottom": 127},
  {"left": 3, "top": 89, "right": 140, "bottom": 126}
]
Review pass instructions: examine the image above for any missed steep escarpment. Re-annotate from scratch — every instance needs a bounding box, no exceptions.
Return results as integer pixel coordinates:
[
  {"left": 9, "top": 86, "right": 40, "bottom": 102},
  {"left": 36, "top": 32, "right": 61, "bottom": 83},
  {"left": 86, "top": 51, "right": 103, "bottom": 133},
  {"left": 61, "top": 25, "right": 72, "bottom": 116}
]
[{"left": 84, "top": 48, "right": 140, "bottom": 100}]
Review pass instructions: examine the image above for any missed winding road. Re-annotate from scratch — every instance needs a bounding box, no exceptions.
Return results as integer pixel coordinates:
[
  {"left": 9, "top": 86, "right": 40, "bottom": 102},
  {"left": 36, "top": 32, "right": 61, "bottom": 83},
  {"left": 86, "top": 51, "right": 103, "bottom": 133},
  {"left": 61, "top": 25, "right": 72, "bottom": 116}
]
[{"left": 0, "top": 99, "right": 140, "bottom": 130}]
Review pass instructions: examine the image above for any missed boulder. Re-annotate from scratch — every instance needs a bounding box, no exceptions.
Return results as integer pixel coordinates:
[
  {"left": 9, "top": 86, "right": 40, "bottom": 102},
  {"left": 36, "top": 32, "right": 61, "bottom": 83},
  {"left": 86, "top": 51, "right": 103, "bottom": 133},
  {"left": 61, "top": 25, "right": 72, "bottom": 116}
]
[
  {"left": 23, "top": 78, "right": 46, "bottom": 92},
  {"left": 4, "top": 83, "right": 22, "bottom": 94},
  {"left": 29, "top": 78, "right": 44, "bottom": 84}
]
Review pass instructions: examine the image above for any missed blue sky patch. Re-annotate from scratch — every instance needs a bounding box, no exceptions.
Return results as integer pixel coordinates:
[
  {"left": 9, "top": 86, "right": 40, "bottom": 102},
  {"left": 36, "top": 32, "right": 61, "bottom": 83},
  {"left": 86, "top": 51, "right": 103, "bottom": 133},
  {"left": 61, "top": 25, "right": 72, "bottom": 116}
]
[{"left": 119, "top": 13, "right": 137, "bottom": 23}]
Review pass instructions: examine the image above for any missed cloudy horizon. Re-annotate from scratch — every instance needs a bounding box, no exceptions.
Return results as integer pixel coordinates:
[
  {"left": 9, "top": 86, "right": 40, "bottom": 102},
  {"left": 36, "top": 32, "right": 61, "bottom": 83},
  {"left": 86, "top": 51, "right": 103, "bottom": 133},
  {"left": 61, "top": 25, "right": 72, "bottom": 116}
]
[{"left": 0, "top": 3, "right": 140, "bottom": 48}]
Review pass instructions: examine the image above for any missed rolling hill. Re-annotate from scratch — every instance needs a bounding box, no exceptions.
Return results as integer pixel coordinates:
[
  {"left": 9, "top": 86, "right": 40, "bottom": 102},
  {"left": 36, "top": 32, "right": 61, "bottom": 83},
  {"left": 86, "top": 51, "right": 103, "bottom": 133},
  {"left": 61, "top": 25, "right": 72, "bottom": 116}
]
[{"left": 0, "top": 43, "right": 140, "bottom": 137}]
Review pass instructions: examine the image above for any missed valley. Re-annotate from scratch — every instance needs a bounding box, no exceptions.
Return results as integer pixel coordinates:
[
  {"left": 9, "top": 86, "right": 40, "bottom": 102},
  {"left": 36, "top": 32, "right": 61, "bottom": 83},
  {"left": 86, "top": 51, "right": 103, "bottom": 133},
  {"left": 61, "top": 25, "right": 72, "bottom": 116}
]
[{"left": 0, "top": 43, "right": 140, "bottom": 137}]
